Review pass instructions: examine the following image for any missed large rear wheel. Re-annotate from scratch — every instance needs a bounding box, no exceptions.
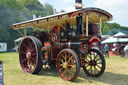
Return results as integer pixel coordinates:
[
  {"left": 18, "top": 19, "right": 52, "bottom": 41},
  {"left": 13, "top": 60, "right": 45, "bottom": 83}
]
[
  {"left": 83, "top": 49, "right": 105, "bottom": 77},
  {"left": 19, "top": 36, "right": 43, "bottom": 74},
  {"left": 56, "top": 49, "right": 80, "bottom": 81}
]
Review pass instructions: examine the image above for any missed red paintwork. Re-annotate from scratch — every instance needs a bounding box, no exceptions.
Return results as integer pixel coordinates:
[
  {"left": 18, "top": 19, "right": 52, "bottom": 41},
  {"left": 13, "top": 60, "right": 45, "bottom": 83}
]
[
  {"left": 44, "top": 42, "right": 51, "bottom": 47},
  {"left": 80, "top": 42, "right": 88, "bottom": 52},
  {"left": 89, "top": 36, "right": 100, "bottom": 43}
]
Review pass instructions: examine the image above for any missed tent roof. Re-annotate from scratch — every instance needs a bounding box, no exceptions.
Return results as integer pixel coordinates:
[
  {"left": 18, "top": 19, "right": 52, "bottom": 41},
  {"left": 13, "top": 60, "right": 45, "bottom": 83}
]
[{"left": 101, "top": 32, "right": 128, "bottom": 44}]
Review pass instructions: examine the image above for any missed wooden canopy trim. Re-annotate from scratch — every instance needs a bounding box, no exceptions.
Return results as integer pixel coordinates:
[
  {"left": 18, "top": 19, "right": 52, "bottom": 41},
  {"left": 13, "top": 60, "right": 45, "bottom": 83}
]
[{"left": 12, "top": 7, "right": 112, "bottom": 30}]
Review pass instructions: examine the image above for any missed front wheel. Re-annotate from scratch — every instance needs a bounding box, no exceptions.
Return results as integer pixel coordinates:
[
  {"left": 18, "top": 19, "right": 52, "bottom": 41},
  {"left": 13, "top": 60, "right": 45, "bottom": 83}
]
[
  {"left": 83, "top": 49, "right": 105, "bottom": 77},
  {"left": 56, "top": 49, "right": 80, "bottom": 81}
]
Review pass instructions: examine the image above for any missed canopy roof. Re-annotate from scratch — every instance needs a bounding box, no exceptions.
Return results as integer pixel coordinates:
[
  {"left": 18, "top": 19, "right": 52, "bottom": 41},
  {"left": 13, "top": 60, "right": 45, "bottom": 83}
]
[
  {"left": 14, "top": 37, "right": 24, "bottom": 42},
  {"left": 13, "top": 7, "right": 112, "bottom": 30},
  {"left": 101, "top": 32, "right": 128, "bottom": 44}
]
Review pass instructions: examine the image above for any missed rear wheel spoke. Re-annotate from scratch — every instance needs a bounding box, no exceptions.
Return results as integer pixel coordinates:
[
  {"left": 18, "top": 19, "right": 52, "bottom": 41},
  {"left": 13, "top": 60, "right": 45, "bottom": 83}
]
[
  {"left": 29, "top": 42, "right": 34, "bottom": 49},
  {"left": 31, "top": 52, "right": 37, "bottom": 56},
  {"left": 31, "top": 47, "right": 36, "bottom": 53},
  {"left": 22, "top": 58, "right": 28, "bottom": 63}
]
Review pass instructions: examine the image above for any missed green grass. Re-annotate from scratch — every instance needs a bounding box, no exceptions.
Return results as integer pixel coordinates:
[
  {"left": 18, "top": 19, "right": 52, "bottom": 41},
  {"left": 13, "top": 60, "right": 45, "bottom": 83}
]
[{"left": 0, "top": 52, "right": 128, "bottom": 85}]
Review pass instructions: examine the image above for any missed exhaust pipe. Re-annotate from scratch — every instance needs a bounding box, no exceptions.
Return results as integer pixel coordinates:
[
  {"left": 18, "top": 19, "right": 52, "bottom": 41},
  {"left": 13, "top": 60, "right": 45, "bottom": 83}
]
[{"left": 75, "top": 0, "right": 84, "bottom": 9}]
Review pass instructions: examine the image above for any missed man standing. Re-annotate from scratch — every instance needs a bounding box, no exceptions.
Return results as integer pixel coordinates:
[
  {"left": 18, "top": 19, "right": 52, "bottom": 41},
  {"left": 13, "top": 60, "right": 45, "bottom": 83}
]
[
  {"left": 104, "top": 44, "right": 109, "bottom": 58},
  {"left": 124, "top": 44, "right": 128, "bottom": 58}
]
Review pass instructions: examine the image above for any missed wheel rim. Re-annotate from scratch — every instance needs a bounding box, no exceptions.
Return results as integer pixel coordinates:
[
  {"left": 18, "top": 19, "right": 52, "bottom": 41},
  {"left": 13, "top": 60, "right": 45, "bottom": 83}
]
[
  {"left": 19, "top": 37, "right": 38, "bottom": 73},
  {"left": 84, "top": 50, "right": 104, "bottom": 76},
  {"left": 57, "top": 51, "right": 78, "bottom": 81}
]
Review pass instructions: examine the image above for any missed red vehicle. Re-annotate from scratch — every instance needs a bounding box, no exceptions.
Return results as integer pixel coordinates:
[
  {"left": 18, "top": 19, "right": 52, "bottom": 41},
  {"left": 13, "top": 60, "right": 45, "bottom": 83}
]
[{"left": 12, "top": 0, "right": 112, "bottom": 81}]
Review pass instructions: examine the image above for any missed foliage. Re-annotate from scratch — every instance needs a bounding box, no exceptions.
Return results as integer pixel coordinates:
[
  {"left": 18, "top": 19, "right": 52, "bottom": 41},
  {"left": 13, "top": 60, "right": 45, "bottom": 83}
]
[
  {"left": 102, "top": 23, "right": 128, "bottom": 35},
  {"left": 0, "top": 0, "right": 53, "bottom": 50}
]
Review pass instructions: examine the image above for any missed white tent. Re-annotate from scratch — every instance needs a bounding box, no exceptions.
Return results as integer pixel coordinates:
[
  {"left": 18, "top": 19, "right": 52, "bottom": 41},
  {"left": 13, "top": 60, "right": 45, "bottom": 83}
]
[
  {"left": 0, "top": 43, "right": 7, "bottom": 52},
  {"left": 101, "top": 32, "right": 128, "bottom": 44}
]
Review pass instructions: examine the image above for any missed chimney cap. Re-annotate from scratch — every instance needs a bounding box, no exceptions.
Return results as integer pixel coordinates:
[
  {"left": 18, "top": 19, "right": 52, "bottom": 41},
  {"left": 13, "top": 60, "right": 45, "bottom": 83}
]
[{"left": 75, "top": 3, "right": 84, "bottom": 9}]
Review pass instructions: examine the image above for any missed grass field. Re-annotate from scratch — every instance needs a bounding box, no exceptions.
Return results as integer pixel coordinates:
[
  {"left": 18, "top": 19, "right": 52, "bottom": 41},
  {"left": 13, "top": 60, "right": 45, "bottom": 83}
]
[{"left": 0, "top": 52, "right": 128, "bottom": 85}]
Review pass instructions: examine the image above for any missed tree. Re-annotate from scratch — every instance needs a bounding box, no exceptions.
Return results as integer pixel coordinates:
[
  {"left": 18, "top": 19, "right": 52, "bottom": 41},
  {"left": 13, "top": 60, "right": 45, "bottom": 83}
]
[{"left": 0, "top": 0, "right": 54, "bottom": 50}]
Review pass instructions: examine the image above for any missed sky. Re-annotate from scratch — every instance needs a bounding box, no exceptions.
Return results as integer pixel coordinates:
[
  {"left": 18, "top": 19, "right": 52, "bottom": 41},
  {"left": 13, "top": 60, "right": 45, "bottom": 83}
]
[{"left": 39, "top": 0, "right": 128, "bottom": 27}]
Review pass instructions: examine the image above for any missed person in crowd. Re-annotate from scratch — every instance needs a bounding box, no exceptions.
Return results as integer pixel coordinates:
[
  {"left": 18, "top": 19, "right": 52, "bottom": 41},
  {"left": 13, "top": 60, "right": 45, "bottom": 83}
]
[
  {"left": 124, "top": 44, "right": 128, "bottom": 58},
  {"left": 104, "top": 44, "right": 109, "bottom": 58}
]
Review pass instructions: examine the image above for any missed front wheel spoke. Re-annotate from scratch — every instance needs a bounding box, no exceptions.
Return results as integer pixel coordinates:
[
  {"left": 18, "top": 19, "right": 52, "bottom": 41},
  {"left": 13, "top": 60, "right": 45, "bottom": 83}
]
[
  {"left": 88, "top": 55, "right": 92, "bottom": 61},
  {"left": 68, "top": 64, "right": 76, "bottom": 72},
  {"left": 61, "top": 60, "right": 64, "bottom": 64},
  {"left": 88, "top": 66, "right": 92, "bottom": 72},
  {"left": 85, "top": 58, "right": 90, "bottom": 62},
  {"left": 96, "top": 58, "right": 101, "bottom": 62},
  {"left": 68, "top": 53, "right": 70, "bottom": 59},
  {"left": 96, "top": 63, "right": 102, "bottom": 64},
  {"left": 63, "top": 69, "right": 67, "bottom": 74},
  {"left": 68, "top": 56, "right": 73, "bottom": 62},
  {"left": 94, "top": 66, "right": 99, "bottom": 72},
  {"left": 69, "top": 64, "right": 76, "bottom": 68},
  {"left": 96, "top": 64, "right": 102, "bottom": 69},
  {"left": 64, "top": 53, "right": 67, "bottom": 62},
  {"left": 60, "top": 67, "right": 64, "bottom": 71},
  {"left": 62, "top": 56, "right": 66, "bottom": 62},
  {"left": 60, "top": 64, "right": 63, "bottom": 67},
  {"left": 85, "top": 64, "right": 89, "bottom": 68},
  {"left": 89, "top": 53, "right": 93, "bottom": 60},
  {"left": 72, "top": 68, "right": 76, "bottom": 72},
  {"left": 94, "top": 54, "right": 98, "bottom": 60},
  {"left": 67, "top": 69, "right": 73, "bottom": 76},
  {"left": 90, "top": 66, "right": 92, "bottom": 74}
]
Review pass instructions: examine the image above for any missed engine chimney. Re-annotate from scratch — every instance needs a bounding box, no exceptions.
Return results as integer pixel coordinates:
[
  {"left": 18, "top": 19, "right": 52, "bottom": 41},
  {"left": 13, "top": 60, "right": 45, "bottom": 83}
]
[{"left": 75, "top": 0, "right": 84, "bottom": 9}]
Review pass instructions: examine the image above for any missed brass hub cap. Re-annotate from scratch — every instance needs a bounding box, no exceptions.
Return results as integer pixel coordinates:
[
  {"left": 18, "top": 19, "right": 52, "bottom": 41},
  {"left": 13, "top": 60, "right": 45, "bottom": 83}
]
[
  {"left": 26, "top": 52, "right": 31, "bottom": 59},
  {"left": 63, "top": 62, "right": 68, "bottom": 69}
]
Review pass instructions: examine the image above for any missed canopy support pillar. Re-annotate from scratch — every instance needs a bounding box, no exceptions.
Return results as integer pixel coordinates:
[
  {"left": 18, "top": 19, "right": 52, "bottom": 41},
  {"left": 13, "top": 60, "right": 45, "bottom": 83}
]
[
  {"left": 86, "top": 15, "right": 88, "bottom": 36},
  {"left": 24, "top": 28, "right": 27, "bottom": 37},
  {"left": 33, "top": 26, "right": 37, "bottom": 32},
  {"left": 100, "top": 17, "right": 102, "bottom": 35},
  {"left": 17, "top": 30, "right": 24, "bottom": 37}
]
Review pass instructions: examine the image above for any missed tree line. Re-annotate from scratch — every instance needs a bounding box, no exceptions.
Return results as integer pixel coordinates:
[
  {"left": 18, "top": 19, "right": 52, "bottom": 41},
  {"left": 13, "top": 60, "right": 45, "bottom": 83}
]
[
  {"left": 0, "top": 0, "right": 127, "bottom": 50},
  {"left": 0, "top": 0, "right": 53, "bottom": 50}
]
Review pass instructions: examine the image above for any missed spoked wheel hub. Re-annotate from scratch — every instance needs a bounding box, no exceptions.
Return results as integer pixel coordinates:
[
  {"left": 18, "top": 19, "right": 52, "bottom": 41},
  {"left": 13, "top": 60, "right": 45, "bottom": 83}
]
[
  {"left": 26, "top": 52, "right": 31, "bottom": 59},
  {"left": 63, "top": 62, "right": 68, "bottom": 69},
  {"left": 89, "top": 60, "right": 97, "bottom": 66}
]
